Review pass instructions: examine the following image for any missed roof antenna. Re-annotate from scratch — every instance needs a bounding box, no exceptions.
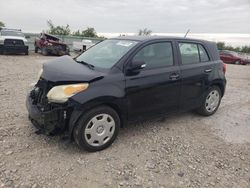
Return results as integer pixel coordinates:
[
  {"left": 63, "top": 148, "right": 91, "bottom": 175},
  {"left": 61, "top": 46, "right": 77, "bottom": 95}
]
[{"left": 184, "top": 29, "right": 190, "bottom": 38}]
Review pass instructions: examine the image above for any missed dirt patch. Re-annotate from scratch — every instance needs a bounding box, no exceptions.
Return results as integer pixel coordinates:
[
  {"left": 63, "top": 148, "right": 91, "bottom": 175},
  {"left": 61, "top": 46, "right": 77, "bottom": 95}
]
[{"left": 0, "top": 53, "right": 250, "bottom": 188}]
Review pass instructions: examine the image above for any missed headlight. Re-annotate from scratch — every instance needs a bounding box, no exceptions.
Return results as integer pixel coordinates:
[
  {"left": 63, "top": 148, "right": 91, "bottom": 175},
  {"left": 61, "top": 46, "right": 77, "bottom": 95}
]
[
  {"left": 37, "top": 68, "right": 43, "bottom": 80},
  {"left": 47, "top": 83, "right": 89, "bottom": 103}
]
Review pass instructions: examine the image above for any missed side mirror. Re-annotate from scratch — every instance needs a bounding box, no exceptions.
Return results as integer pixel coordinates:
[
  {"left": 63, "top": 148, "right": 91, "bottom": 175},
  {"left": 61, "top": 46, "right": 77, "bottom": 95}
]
[{"left": 126, "top": 60, "right": 146, "bottom": 75}]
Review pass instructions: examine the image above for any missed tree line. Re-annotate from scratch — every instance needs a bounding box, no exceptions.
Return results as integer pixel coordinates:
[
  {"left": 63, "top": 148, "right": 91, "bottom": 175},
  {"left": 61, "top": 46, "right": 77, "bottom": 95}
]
[
  {"left": 217, "top": 42, "right": 250, "bottom": 54},
  {"left": 46, "top": 21, "right": 152, "bottom": 38},
  {"left": 46, "top": 20, "right": 104, "bottom": 38},
  {"left": 1, "top": 20, "right": 250, "bottom": 53}
]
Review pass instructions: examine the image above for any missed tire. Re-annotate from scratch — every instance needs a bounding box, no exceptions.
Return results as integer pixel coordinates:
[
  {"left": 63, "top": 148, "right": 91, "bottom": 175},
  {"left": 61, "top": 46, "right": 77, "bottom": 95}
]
[
  {"left": 35, "top": 46, "right": 38, "bottom": 53},
  {"left": 235, "top": 60, "right": 241, "bottom": 65},
  {"left": 196, "top": 86, "right": 222, "bottom": 116},
  {"left": 41, "top": 48, "right": 48, "bottom": 56},
  {"left": 73, "top": 106, "right": 120, "bottom": 152},
  {"left": 25, "top": 50, "right": 29, "bottom": 55}
]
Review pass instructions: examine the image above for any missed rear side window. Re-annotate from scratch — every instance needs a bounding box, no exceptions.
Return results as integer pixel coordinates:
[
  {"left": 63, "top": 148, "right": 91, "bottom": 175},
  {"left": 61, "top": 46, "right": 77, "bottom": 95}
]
[
  {"left": 179, "top": 43, "right": 209, "bottom": 64},
  {"left": 198, "top": 44, "right": 209, "bottom": 62},
  {"left": 133, "top": 42, "right": 173, "bottom": 69}
]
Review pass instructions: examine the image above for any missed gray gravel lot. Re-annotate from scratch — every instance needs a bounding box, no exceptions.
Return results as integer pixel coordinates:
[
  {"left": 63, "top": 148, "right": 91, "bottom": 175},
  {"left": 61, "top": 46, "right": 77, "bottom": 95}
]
[{"left": 0, "top": 53, "right": 250, "bottom": 188}]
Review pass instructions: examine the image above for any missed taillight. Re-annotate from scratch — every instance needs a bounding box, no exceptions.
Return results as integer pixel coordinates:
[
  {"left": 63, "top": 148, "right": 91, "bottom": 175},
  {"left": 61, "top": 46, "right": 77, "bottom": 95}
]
[{"left": 223, "top": 63, "right": 227, "bottom": 74}]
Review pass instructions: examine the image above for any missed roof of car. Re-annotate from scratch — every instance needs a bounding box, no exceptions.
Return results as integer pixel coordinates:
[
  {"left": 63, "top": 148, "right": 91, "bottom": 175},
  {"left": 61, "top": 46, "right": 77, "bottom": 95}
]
[
  {"left": 111, "top": 35, "right": 210, "bottom": 43},
  {"left": 111, "top": 35, "right": 220, "bottom": 61}
]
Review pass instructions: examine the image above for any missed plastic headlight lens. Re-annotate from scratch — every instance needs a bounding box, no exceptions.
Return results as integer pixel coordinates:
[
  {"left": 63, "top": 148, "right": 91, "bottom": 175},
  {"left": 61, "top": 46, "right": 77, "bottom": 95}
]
[{"left": 47, "top": 83, "right": 89, "bottom": 103}]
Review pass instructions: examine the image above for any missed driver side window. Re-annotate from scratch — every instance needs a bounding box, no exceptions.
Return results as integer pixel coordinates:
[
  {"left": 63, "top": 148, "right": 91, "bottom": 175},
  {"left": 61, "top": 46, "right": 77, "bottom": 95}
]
[{"left": 132, "top": 42, "right": 174, "bottom": 69}]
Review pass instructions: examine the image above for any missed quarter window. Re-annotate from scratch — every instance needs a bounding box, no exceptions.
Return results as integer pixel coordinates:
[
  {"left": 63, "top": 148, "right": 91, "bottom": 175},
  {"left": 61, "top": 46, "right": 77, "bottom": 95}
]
[
  {"left": 133, "top": 42, "right": 174, "bottom": 69},
  {"left": 198, "top": 44, "right": 209, "bottom": 62},
  {"left": 179, "top": 43, "right": 210, "bottom": 64}
]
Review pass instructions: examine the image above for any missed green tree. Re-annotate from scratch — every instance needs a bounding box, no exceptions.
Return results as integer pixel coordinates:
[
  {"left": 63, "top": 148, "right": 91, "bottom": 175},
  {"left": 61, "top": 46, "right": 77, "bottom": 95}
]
[
  {"left": 47, "top": 20, "right": 70, "bottom": 35},
  {"left": 241, "top": 46, "right": 250, "bottom": 54},
  {"left": 138, "top": 28, "right": 152, "bottom": 36},
  {"left": 81, "top": 27, "right": 98, "bottom": 37},
  {"left": 72, "top": 30, "right": 81, "bottom": 36},
  {"left": 0, "top": 21, "right": 5, "bottom": 28},
  {"left": 217, "top": 41, "right": 250, "bottom": 54},
  {"left": 216, "top": 42, "right": 226, "bottom": 50}
]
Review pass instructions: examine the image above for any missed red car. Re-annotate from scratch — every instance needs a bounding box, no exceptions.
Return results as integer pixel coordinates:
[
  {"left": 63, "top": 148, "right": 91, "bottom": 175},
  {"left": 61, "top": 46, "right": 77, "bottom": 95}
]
[
  {"left": 219, "top": 50, "right": 250, "bottom": 65},
  {"left": 34, "top": 33, "right": 70, "bottom": 56}
]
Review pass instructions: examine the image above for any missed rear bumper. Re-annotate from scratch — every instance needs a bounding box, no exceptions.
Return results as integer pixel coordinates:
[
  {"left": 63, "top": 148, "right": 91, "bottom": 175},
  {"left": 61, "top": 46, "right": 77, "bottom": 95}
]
[
  {"left": 26, "top": 94, "right": 69, "bottom": 134},
  {"left": 0, "top": 44, "right": 28, "bottom": 54}
]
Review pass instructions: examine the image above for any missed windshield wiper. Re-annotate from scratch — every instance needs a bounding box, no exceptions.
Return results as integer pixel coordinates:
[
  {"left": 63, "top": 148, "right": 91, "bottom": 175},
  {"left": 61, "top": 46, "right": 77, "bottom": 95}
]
[{"left": 76, "top": 60, "right": 95, "bottom": 69}]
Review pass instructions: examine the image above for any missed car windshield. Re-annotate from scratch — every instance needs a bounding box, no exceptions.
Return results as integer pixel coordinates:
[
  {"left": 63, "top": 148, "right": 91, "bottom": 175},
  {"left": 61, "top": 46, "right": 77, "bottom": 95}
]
[
  {"left": 75, "top": 39, "right": 138, "bottom": 69},
  {"left": 0, "top": 30, "right": 25, "bottom": 37}
]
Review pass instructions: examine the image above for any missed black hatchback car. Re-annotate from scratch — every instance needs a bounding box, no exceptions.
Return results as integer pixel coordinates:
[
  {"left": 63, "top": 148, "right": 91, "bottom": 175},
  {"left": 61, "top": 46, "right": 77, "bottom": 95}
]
[{"left": 26, "top": 36, "right": 226, "bottom": 151}]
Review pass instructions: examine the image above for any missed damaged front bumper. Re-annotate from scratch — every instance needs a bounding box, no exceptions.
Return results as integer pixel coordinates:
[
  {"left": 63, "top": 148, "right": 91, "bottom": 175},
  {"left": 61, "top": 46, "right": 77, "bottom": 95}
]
[
  {"left": 46, "top": 45, "right": 70, "bottom": 56},
  {"left": 26, "top": 86, "right": 72, "bottom": 135}
]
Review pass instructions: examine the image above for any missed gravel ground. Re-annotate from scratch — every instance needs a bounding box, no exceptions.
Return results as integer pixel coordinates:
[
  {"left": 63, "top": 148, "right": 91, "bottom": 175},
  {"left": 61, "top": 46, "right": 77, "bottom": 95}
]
[{"left": 0, "top": 53, "right": 250, "bottom": 188}]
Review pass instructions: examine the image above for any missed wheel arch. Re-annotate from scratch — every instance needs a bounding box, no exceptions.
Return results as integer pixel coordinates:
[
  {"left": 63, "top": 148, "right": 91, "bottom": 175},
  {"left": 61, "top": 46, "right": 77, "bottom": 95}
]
[
  {"left": 68, "top": 96, "right": 127, "bottom": 140},
  {"left": 210, "top": 81, "right": 225, "bottom": 97}
]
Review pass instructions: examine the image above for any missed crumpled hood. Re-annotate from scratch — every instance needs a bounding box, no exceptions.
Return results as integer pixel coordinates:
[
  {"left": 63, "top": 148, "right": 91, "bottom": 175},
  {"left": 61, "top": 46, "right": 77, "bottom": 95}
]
[
  {"left": 0, "top": 36, "right": 27, "bottom": 42},
  {"left": 42, "top": 55, "right": 105, "bottom": 83},
  {"left": 47, "top": 39, "right": 67, "bottom": 46}
]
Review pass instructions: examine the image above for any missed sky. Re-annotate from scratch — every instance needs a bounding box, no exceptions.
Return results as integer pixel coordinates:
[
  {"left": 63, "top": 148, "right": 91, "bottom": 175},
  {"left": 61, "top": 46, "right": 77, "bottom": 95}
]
[{"left": 0, "top": 0, "right": 250, "bottom": 34}]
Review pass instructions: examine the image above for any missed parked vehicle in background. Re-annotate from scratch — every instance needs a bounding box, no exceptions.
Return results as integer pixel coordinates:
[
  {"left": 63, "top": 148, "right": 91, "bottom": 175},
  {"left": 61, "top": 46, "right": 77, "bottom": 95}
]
[
  {"left": 0, "top": 28, "right": 29, "bottom": 55},
  {"left": 219, "top": 50, "right": 250, "bottom": 65},
  {"left": 34, "top": 33, "right": 70, "bottom": 56},
  {"left": 73, "top": 39, "right": 95, "bottom": 52},
  {"left": 26, "top": 36, "right": 226, "bottom": 151}
]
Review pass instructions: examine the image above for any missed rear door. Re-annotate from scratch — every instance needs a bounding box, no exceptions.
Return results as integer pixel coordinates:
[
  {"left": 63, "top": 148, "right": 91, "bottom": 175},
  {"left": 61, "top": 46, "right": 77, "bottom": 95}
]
[
  {"left": 125, "top": 41, "right": 181, "bottom": 120},
  {"left": 177, "top": 41, "right": 216, "bottom": 111}
]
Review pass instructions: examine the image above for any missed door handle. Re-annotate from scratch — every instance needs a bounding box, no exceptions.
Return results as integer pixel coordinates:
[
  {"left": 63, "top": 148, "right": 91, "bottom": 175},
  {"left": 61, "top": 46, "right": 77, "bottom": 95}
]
[
  {"left": 204, "top": 69, "right": 212, "bottom": 73},
  {"left": 169, "top": 73, "right": 180, "bottom": 80}
]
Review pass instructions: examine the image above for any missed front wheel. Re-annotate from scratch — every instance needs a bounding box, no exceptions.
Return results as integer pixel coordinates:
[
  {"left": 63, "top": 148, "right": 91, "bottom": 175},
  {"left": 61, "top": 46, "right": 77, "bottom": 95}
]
[
  {"left": 41, "top": 48, "right": 48, "bottom": 56},
  {"left": 73, "top": 106, "right": 120, "bottom": 151},
  {"left": 235, "top": 60, "right": 241, "bottom": 65},
  {"left": 34, "top": 46, "right": 38, "bottom": 53},
  {"left": 196, "top": 86, "right": 222, "bottom": 116}
]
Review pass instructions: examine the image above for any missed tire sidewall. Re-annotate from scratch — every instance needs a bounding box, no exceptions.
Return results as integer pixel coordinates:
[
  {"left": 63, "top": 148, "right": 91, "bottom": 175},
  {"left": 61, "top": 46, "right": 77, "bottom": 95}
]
[
  {"left": 235, "top": 60, "right": 241, "bottom": 65},
  {"left": 41, "top": 48, "right": 48, "bottom": 56},
  {"left": 74, "top": 106, "right": 120, "bottom": 151},
  {"left": 201, "top": 86, "right": 222, "bottom": 116}
]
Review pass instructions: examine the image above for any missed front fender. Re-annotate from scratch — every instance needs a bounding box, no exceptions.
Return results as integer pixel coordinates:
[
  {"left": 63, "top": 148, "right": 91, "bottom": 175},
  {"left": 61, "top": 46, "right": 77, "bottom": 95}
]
[{"left": 68, "top": 83, "right": 126, "bottom": 139}]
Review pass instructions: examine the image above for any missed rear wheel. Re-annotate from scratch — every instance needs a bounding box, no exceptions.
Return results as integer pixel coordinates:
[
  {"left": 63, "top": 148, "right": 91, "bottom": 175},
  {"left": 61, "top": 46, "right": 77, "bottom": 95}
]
[
  {"left": 73, "top": 106, "right": 120, "bottom": 151},
  {"left": 196, "top": 86, "right": 221, "bottom": 116},
  {"left": 34, "top": 46, "right": 38, "bottom": 53}
]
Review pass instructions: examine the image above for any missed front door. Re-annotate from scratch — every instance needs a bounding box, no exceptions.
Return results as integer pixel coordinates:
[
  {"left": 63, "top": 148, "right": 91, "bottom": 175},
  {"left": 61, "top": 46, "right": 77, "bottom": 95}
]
[{"left": 125, "top": 41, "right": 181, "bottom": 120}]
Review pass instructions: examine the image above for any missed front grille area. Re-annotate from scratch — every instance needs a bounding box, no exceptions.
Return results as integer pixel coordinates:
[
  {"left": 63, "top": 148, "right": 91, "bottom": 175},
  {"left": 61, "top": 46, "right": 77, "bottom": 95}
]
[
  {"left": 30, "top": 79, "right": 54, "bottom": 110},
  {"left": 4, "top": 39, "right": 24, "bottom": 46},
  {"left": 57, "top": 45, "right": 66, "bottom": 51}
]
